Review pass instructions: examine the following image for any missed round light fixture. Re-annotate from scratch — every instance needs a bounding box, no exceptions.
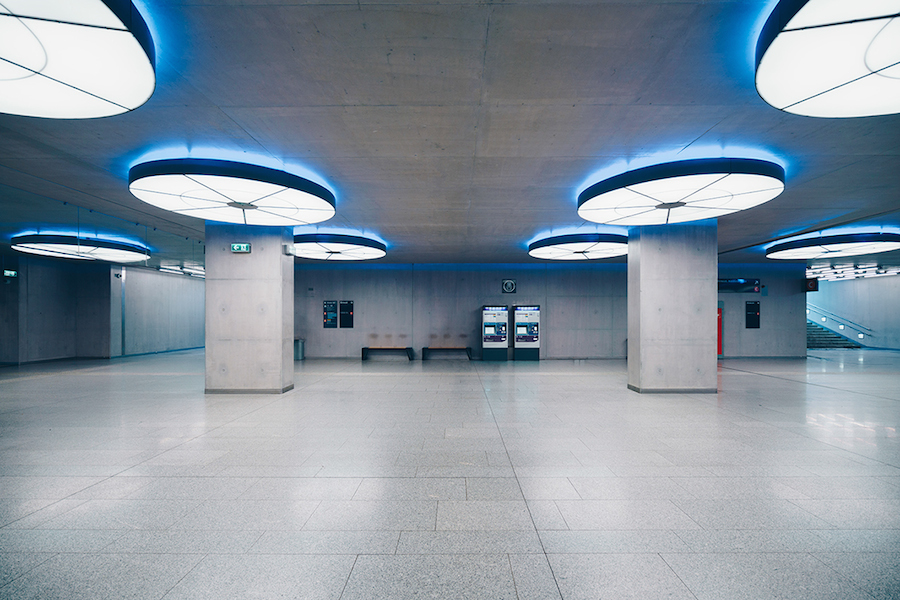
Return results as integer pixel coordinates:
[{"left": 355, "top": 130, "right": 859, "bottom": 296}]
[
  {"left": 577, "top": 158, "right": 785, "bottom": 226},
  {"left": 129, "top": 159, "right": 336, "bottom": 226},
  {"left": 0, "top": 0, "right": 155, "bottom": 118},
  {"left": 291, "top": 234, "right": 386, "bottom": 261},
  {"left": 11, "top": 234, "right": 150, "bottom": 263},
  {"left": 528, "top": 233, "right": 628, "bottom": 260},
  {"left": 766, "top": 232, "right": 900, "bottom": 260},
  {"left": 756, "top": 0, "right": 900, "bottom": 118}
]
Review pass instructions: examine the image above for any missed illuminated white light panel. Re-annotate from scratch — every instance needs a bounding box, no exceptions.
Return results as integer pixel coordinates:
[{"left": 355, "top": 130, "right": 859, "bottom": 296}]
[
  {"left": 578, "top": 158, "right": 785, "bottom": 226},
  {"left": 756, "top": 0, "right": 900, "bottom": 117},
  {"left": 528, "top": 233, "right": 627, "bottom": 260},
  {"left": 767, "top": 232, "right": 900, "bottom": 260},
  {"left": 291, "top": 234, "right": 386, "bottom": 261},
  {"left": 0, "top": 0, "right": 156, "bottom": 118},
  {"left": 129, "top": 159, "right": 336, "bottom": 226},
  {"left": 11, "top": 234, "right": 149, "bottom": 263}
]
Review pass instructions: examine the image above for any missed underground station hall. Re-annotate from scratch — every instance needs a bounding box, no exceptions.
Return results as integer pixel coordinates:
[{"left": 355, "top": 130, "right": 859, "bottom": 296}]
[{"left": 1, "top": 1, "right": 899, "bottom": 599}]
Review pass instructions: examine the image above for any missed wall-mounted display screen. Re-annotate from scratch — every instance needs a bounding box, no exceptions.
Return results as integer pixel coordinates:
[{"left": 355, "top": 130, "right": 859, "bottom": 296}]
[
  {"left": 339, "top": 300, "right": 354, "bottom": 328},
  {"left": 746, "top": 301, "right": 760, "bottom": 329},
  {"left": 323, "top": 300, "right": 337, "bottom": 328}
]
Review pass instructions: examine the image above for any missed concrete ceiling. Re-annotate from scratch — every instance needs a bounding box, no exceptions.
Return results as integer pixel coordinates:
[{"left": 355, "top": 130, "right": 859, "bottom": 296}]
[{"left": 1, "top": 0, "right": 899, "bottom": 268}]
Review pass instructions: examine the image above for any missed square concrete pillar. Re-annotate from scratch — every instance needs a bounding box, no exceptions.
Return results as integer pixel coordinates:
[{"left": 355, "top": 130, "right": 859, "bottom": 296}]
[
  {"left": 205, "top": 223, "right": 294, "bottom": 394},
  {"left": 627, "top": 221, "right": 717, "bottom": 393}
]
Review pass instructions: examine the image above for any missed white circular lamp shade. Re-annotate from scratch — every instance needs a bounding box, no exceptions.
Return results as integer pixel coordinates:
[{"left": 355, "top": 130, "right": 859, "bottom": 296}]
[
  {"left": 11, "top": 234, "right": 150, "bottom": 263},
  {"left": 756, "top": 0, "right": 900, "bottom": 118},
  {"left": 577, "top": 158, "right": 785, "bottom": 226},
  {"left": 0, "top": 0, "right": 155, "bottom": 118},
  {"left": 766, "top": 232, "right": 900, "bottom": 260},
  {"left": 529, "top": 233, "right": 628, "bottom": 260},
  {"left": 291, "top": 234, "right": 386, "bottom": 261},
  {"left": 129, "top": 159, "right": 336, "bottom": 226}
]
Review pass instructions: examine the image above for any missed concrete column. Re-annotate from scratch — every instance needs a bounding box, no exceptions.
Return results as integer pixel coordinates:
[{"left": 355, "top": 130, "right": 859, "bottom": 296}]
[
  {"left": 627, "top": 221, "right": 717, "bottom": 393},
  {"left": 205, "top": 223, "right": 294, "bottom": 394}
]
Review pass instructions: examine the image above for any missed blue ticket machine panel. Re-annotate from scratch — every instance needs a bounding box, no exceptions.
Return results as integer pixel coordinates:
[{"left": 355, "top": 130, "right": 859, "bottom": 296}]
[
  {"left": 482, "top": 305, "right": 508, "bottom": 361},
  {"left": 514, "top": 305, "right": 540, "bottom": 361}
]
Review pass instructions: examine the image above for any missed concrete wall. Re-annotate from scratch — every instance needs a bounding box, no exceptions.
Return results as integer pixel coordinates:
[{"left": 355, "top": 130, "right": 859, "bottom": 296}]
[
  {"left": 295, "top": 263, "right": 628, "bottom": 359},
  {"left": 812, "top": 275, "right": 900, "bottom": 350},
  {"left": 0, "top": 255, "right": 19, "bottom": 364},
  {"left": 121, "top": 267, "right": 205, "bottom": 356},
  {"left": 0, "top": 256, "right": 204, "bottom": 364},
  {"left": 627, "top": 223, "right": 718, "bottom": 393},
  {"left": 12, "top": 257, "right": 111, "bottom": 363},
  {"left": 205, "top": 224, "right": 293, "bottom": 393},
  {"left": 718, "top": 263, "right": 807, "bottom": 358}
]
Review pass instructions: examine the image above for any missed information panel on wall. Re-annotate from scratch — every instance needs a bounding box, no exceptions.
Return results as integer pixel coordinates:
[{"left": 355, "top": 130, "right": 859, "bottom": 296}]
[
  {"left": 513, "top": 305, "right": 540, "bottom": 361},
  {"left": 339, "top": 301, "right": 354, "bottom": 328},
  {"left": 746, "top": 300, "right": 760, "bottom": 329},
  {"left": 323, "top": 300, "right": 338, "bottom": 328},
  {"left": 482, "top": 305, "right": 508, "bottom": 361}
]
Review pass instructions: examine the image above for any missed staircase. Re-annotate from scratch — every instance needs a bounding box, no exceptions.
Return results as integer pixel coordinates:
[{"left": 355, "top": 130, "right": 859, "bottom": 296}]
[{"left": 807, "top": 321, "right": 861, "bottom": 349}]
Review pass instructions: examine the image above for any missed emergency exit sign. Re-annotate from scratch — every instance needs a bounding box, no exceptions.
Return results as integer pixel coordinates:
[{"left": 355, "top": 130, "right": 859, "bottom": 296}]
[{"left": 231, "top": 243, "right": 251, "bottom": 253}]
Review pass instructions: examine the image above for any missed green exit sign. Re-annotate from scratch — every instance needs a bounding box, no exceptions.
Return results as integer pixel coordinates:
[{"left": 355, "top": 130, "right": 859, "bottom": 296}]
[
  {"left": 231, "top": 243, "right": 251, "bottom": 253},
  {"left": 3, "top": 269, "right": 17, "bottom": 277}
]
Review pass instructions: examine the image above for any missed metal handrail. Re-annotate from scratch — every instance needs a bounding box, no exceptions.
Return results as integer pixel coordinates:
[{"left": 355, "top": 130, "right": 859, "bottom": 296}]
[{"left": 806, "top": 302, "right": 874, "bottom": 336}]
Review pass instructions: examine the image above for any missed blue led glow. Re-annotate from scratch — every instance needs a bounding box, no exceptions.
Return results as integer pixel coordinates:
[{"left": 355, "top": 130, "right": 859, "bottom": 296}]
[
  {"left": 763, "top": 225, "right": 900, "bottom": 250},
  {"left": 124, "top": 145, "right": 337, "bottom": 200},
  {"left": 575, "top": 144, "right": 790, "bottom": 203},
  {"left": 11, "top": 229, "right": 152, "bottom": 252},
  {"left": 130, "top": 0, "right": 164, "bottom": 63},
  {"left": 293, "top": 225, "right": 388, "bottom": 248},
  {"left": 746, "top": 0, "right": 782, "bottom": 81},
  {"left": 525, "top": 224, "right": 628, "bottom": 249}
]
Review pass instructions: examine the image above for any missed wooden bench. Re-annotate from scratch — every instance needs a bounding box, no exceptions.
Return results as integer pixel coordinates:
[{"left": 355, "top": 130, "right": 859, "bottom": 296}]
[
  {"left": 421, "top": 346, "right": 472, "bottom": 360},
  {"left": 361, "top": 346, "right": 414, "bottom": 360}
]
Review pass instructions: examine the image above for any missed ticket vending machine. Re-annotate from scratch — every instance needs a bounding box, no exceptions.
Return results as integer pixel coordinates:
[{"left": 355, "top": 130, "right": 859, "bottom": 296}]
[
  {"left": 513, "top": 305, "right": 540, "bottom": 361},
  {"left": 482, "top": 305, "right": 509, "bottom": 361}
]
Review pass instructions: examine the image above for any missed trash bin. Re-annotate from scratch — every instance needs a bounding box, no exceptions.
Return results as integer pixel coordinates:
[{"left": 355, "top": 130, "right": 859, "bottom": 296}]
[{"left": 294, "top": 339, "right": 305, "bottom": 361}]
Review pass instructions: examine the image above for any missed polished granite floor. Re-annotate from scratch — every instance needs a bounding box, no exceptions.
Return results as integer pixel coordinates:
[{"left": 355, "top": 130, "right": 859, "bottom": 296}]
[{"left": 0, "top": 349, "right": 898, "bottom": 599}]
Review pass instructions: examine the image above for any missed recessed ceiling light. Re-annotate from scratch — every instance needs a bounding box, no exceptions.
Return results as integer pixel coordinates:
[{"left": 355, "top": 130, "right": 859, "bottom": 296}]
[
  {"left": 129, "top": 159, "right": 336, "bottom": 226},
  {"left": 291, "top": 234, "right": 386, "bottom": 261},
  {"left": 528, "top": 233, "right": 628, "bottom": 260},
  {"left": 756, "top": 0, "right": 900, "bottom": 118},
  {"left": 11, "top": 233, "right": 150, "bottom": 263},
  {"left": 767, "top": 232, "right": 900, "bottom": 260},
  {"left": 0, "top": 0, "right": 155, "bottom": 118},
  {"left": 577, "top": 158, "right": 785, "bottom": 226}
]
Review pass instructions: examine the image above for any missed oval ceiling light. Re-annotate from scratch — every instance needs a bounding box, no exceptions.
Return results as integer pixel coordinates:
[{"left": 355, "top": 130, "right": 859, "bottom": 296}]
[
  {"left": 528, "top": 233, "right": 628, "bottom": 260},
  {"left": 577, "top": 158, "right": 785, "bottom": 226},
  {"left": 11, "top": 233, "right": 150, "bottom": 263},
  {"left": 0, "top": 0, "right": 155, "bottom": 118},
  {"left": 766, "top": 232, "right": 900, "bottom": 260},
  {"left": 756, "top": 0, "right": 900, "bottom": 118},
  {"left": 129, "top": 159, "right": 336, "bottom": 226},
  {"left": 291, "top": 234, "right": 386, "bottom": 261}
]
